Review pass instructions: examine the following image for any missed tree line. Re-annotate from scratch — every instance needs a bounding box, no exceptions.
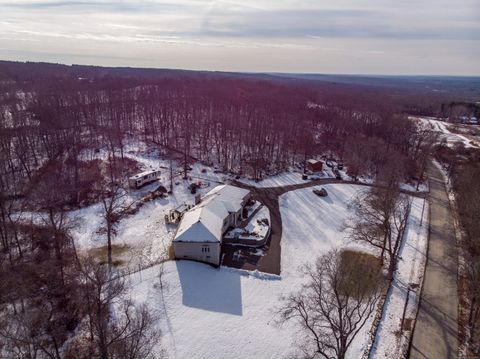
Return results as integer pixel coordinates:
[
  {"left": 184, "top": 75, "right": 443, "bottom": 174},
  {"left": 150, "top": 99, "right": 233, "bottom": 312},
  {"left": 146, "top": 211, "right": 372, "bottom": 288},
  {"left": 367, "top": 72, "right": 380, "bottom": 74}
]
[{"left": 0, "top": 61, "right": 444, "bottom": 358}]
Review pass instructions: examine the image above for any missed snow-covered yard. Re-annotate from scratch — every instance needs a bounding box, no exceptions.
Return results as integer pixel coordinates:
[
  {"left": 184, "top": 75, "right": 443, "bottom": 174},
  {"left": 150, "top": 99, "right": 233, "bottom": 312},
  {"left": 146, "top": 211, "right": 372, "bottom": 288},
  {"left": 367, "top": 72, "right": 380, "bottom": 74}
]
[
  {"left": 122, "top": 184, "right": 388, "bottom": 359},
  {"left": 24, "top": 144, "right": 429, "bottom": 359}
]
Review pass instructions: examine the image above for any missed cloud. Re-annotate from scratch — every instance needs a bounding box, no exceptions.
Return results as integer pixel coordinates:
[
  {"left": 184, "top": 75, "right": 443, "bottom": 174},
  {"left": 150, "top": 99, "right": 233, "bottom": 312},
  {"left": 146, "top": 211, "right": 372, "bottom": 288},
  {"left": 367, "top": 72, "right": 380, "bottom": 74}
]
[
  {"left": 0, "top": 0, "right": 186, "bottom": 12},
  {"left": 0, "top": 0, "right": 479, "bottom": 74}
]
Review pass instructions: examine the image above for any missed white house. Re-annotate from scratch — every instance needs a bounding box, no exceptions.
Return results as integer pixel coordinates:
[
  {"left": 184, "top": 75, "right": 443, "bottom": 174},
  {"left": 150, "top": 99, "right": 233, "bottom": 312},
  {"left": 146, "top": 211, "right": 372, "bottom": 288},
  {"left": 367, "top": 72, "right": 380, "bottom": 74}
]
[{"left": 172, "top": 184, "right": 251, "bottom": 266}]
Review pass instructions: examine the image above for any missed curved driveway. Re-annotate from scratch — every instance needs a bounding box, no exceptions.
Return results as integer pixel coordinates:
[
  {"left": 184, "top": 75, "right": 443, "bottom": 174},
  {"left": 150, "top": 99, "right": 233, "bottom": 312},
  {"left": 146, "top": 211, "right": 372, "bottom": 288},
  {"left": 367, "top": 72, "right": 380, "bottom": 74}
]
[{"left": 222, "top": 177, "right": 426, "bottom": 275}]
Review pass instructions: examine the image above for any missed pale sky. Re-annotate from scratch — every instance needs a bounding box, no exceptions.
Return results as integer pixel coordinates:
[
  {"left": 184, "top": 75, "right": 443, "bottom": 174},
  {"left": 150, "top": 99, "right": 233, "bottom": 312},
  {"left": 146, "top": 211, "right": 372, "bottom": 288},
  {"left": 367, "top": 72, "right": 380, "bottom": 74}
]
[{"left": 0, "top": 0, "right": 479, "bottom": 75}]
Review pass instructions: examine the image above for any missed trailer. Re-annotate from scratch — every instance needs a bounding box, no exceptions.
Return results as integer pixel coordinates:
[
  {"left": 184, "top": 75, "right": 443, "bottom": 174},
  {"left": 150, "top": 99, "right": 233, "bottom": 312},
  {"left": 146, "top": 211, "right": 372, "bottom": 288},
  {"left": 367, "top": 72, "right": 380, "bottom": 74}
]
[{"left": 128, "top": 169, "right": 161, "bottom": 189}]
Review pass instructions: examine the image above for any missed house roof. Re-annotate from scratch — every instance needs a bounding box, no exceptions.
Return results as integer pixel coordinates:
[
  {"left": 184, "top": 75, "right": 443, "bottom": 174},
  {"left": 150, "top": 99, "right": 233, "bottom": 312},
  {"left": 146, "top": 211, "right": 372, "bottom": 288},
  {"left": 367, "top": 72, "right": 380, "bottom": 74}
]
[
  {"left": 173, "top": 184, "right": 250, "bottom": 243},
  {"left": 307, "top": 159, "right": 321, "bottom": 165}
]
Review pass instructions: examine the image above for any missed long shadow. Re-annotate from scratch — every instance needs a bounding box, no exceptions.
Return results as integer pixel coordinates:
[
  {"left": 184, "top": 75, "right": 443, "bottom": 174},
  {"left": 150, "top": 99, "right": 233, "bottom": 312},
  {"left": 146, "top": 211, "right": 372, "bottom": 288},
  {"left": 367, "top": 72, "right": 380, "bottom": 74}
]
[{"left": 176, "top": 261, "right": 243, "bottom": 316}]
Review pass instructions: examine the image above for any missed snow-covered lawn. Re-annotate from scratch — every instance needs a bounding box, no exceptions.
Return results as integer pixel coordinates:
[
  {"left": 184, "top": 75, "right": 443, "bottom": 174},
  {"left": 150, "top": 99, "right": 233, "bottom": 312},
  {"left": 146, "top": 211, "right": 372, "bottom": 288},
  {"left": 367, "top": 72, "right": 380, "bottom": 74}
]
[
  {"left": 23, "top": 142, "right": 430, "bottom": 358},
  {"left": 70, "top": 179, "right": 221, "bottom": 265},
  {"left": 370, "top": 197, "right": 429, "bottom": 358},
  {"left": 125, "top": 184, "right": 382, "bottom": 359},
  {"left": 59, "top": 170, "right": 429, "bottom": 359}
]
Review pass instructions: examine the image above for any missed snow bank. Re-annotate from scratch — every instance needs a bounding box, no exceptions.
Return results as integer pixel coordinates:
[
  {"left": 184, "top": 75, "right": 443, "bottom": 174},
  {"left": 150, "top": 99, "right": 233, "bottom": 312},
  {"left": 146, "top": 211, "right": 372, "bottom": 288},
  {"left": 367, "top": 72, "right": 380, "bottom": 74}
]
[{"left": 370, "top": 197, "right": 429, "bottom": 358}]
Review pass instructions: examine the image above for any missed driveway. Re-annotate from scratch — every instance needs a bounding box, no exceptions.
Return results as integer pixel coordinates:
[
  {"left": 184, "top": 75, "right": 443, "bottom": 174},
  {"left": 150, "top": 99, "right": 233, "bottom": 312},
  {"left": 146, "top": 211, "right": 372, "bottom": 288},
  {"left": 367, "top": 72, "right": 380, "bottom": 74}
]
[
  {"left": 410, "top": 162, "right": 458, "bottom": 358},
  {"left": 222, "top": 177, "right": 426, "bottom": 275}
]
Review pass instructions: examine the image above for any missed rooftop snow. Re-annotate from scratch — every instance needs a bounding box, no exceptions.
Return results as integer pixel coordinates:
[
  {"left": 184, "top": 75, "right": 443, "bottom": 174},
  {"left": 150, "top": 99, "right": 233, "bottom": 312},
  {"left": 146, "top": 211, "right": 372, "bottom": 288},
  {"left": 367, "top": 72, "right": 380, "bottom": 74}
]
[{"left": 173, "top": 184, "right": 250, "bottom": 243}]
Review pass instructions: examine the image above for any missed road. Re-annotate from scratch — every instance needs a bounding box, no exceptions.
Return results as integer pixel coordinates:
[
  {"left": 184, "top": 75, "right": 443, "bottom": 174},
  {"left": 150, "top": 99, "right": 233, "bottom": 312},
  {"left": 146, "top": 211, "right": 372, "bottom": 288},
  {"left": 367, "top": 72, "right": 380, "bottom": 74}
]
[
  {"left": 222, "top": 177, "right": 426, "bottom": 275},
  {"left": 410, "top": 163, "right": 458, "bottom": 359}
]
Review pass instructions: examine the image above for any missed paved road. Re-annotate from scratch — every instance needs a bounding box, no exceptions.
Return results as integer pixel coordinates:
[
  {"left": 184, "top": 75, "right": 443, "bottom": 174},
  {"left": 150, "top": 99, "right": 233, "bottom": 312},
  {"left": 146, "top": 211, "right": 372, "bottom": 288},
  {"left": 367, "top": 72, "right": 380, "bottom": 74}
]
[
  {"left": 410, "top": 163, "right": 458, "bottom": 359},
  {"left": 222, "top": 177, "right": 426, "bottom": 275}
]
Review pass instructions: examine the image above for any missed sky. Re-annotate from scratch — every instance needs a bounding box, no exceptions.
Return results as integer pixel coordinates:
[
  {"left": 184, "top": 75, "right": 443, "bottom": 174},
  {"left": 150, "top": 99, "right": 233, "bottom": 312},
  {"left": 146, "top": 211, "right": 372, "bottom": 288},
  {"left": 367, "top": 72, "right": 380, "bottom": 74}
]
[{"left": 0, "top": 0, "right": 479, "bottom": 75}]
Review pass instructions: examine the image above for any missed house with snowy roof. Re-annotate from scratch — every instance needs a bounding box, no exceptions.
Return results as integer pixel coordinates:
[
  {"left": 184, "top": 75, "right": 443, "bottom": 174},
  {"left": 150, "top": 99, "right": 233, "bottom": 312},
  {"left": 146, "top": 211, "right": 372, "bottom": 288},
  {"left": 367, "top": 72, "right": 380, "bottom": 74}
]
[{"left": 172, "top": 184, "right": 251, "bottom": 266}]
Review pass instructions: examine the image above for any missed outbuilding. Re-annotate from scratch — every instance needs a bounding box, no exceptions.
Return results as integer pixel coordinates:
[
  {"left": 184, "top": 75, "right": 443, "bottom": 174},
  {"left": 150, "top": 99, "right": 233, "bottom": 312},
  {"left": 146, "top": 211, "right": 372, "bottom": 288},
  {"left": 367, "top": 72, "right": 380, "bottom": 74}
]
[
  {"left": 128, "top": 169, "right": 161, "bottom": 189},
  {"left": 306, "top": 159, "right": 323, "bottom": 172},
  {"left": 172, "top": 184, "right": 250, "bottom": 266}
]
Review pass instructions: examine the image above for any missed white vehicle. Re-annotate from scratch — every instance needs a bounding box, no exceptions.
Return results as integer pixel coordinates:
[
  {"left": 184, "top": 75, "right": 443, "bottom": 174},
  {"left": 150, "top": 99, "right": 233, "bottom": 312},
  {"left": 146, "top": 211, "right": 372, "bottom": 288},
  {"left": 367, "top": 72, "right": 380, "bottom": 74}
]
[{"left": 128, "top": 169, "right": 161, "bottom": 189}]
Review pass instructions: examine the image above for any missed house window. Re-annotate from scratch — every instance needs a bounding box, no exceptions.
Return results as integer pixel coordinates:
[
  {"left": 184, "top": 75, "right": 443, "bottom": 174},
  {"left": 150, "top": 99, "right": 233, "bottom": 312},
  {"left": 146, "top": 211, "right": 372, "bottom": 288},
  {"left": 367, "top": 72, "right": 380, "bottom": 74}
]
[{"left": 201, "top": 246, "right": 210, "bottom": 253}]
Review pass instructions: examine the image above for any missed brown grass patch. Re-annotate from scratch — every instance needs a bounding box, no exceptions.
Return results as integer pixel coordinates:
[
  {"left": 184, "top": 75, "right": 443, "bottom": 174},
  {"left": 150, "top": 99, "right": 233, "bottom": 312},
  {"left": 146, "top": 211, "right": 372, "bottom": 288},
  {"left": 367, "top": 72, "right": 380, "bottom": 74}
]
[
  {"left": 338, "top": 250, "right": 386, "bottom": 297},
  {"left": 88, "top": 244, "right": 130, "bottom": 267}
]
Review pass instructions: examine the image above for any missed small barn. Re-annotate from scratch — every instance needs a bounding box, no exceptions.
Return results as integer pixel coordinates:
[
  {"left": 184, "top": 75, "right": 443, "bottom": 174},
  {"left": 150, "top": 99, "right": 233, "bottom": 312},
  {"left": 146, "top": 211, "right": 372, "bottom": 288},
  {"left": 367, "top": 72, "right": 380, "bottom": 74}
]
[
  {"left": 306, "top": 159, "right": 323, "bottom": 172},
  {"left": 172, "top": 184, "right": 250, "bottom": 266}
]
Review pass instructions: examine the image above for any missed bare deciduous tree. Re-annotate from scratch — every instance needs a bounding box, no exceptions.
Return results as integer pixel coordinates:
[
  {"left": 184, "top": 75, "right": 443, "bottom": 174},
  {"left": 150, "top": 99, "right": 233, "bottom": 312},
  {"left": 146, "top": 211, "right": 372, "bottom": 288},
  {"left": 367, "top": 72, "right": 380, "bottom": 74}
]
[
  {"left": 278, "top": 250, "right": 383, "bottom": 359},
  {"left": 78, "top": 258, "right": 162, "bottom": 359},
  {"left": 349, "top": 167, "right": 411, "bottom": 277}
]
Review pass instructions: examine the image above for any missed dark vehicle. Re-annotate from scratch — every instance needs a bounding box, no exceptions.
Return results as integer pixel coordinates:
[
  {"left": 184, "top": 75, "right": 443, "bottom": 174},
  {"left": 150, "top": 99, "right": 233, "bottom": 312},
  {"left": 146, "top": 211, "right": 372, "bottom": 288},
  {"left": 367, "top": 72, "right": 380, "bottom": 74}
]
[
  {"left": 189, "top": 183, "right": 198, "bottom": 194},
  {"left": 313, "top": 188, "right": 328, "bottom": 197},
  {"left": 337, "top": 163, "right": 344, "bottom": 170}
]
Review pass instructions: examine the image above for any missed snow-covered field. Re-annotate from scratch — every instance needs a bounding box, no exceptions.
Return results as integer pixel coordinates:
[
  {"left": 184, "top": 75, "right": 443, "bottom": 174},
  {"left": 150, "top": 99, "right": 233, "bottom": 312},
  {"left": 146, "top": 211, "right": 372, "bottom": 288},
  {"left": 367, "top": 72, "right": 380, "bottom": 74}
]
[
  {"left": 412, "top": 116, "right": 479, "bottom": 148},
  {"left": 54, "top": 144, "right": 429, "bottom": 359},
  {"left": 122, "top": 184, "right": 386, "bottom": 359},
  {"left": 371, "top": 197, "right": 429, "bottom": 358},
  {"left": 24, "top": 142, "right": 429, "bottom": 359}
]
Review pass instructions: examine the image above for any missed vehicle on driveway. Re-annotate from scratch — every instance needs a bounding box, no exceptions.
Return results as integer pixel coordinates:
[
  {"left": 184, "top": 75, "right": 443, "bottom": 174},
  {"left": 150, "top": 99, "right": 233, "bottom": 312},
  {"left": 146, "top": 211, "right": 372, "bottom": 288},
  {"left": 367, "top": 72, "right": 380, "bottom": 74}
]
[{"left": 313, "top": 187, "right": 328, "bottom": 197}]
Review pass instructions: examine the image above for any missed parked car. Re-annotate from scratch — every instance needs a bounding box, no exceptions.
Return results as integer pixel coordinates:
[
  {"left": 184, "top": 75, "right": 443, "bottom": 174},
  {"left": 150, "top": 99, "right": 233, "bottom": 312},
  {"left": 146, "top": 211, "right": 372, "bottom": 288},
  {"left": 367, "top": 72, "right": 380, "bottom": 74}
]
[
  {"left": 313, "top": 188, "right": 328, "bottom": 197},
  {"left": 337, "top": 163, "right": 344, "bottom": 170},
  {"left": 189, "top": 183, "right": 198, "bottom": 194}
]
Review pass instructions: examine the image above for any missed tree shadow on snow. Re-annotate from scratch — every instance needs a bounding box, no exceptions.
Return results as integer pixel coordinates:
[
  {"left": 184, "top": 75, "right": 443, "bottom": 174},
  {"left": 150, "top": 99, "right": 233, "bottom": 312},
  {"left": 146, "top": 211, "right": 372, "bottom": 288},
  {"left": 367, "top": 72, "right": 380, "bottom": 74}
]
[{"left": 176, "top": 261, "right": 243, "bottom": 316}]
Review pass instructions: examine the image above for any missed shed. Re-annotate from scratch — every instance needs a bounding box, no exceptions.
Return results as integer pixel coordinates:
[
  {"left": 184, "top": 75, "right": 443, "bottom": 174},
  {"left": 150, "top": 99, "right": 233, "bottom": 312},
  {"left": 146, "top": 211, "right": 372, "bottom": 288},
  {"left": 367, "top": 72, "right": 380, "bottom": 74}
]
[{"left": 306, "top": 159, "right": 323, "bottom": 172}]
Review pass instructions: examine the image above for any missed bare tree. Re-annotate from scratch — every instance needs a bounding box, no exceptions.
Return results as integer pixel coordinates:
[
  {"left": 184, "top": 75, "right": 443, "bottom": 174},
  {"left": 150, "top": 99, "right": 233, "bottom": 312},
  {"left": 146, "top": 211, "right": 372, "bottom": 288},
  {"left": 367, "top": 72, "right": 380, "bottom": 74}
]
[
  {"left": 78, "top": 259, "right": 162, "bottom": 359},
  {"left": 278, "top": 250, "right": 383, "bottom": 359},
  {"left": 350, "top": 185, "right": 411, "bottom": 277},
  {"left": 97, "top": 154, "right": 131, "bottom": 270}
]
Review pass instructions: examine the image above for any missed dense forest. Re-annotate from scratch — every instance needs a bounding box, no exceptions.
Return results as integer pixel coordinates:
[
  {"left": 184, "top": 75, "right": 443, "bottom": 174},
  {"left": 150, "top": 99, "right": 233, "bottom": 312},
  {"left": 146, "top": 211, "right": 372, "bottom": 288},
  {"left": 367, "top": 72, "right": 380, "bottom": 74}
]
[
  {"left": 1, "top": 60, "right": 461, "bottom": 194},
  {"left": 0, "top": 60, "right": 479, "bottom": 357}
]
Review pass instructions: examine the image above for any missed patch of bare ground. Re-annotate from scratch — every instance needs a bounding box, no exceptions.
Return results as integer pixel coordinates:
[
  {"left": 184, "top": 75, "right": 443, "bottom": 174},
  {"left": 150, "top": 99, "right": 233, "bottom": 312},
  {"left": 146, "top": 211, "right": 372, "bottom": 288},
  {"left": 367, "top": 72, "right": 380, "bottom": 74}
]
[
  {"left": 339, "top": 250, "right": 387, "bottom": 298},
  {"left": 88, "top": 244, "right": 130, "bottom": 267}
]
